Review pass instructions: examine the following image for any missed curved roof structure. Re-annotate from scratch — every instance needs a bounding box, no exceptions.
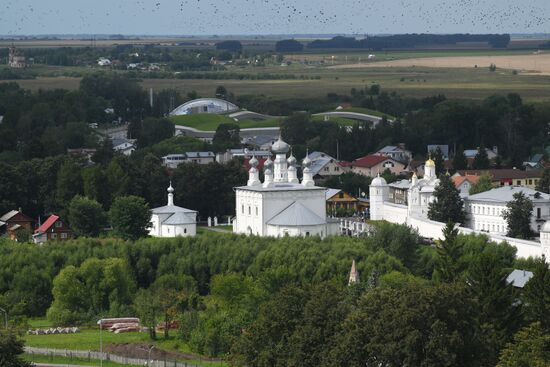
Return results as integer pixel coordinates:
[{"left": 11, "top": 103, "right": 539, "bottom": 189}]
[{"left": 169, "top": 98, "right": 239, "bottom": 116}]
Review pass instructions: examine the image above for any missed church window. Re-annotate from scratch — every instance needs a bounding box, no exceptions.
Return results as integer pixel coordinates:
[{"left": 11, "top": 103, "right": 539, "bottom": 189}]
[
  {"left": 248, "top": 206, "right": 251, "bottom": 215},
  {"left": 305, "top": 232, "right": 310, "bottom": 236},
  {"left": 241, "top": 204, "right": 244, "bottom": 214},
  {"left": 538, "top": 225, "right": 541, "bottom": 231},
  {"left": 255, "top": 206, "right": 258, "bottom": 216},
  {"left": 167, "top": 228, "right": 170, "bottom": 233},
  {"left": 537, "top": 207, "right": 541, "bottom": 219}
]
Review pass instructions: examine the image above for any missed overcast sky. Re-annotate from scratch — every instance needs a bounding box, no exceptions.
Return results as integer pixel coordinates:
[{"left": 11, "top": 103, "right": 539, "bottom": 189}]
[{"left": 1, "top": 0, "right": 549, "bottom": 36}]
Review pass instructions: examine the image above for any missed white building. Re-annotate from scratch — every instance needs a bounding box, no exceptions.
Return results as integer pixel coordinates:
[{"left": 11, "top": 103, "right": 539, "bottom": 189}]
[
  {"left": 149, "top": 184, "right": 197, "bottom": 237},
  {"left": 233, "top": 137, "right": 339, "bottom": 238},
  {"left": 162, "top": 152, "right": 215, "bottom": 168},
  {"left": 169, "top": 98, "right": 239, "bottom": 116},
  {"left": 466, "top": 186, "right": 550, "bottom": 235},
  {"left": 369, "top": 158, "right": 550, "bottom": 258}
]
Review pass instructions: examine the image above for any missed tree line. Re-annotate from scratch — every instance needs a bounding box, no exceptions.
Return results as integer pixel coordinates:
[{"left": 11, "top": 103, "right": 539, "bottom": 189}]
[{"left": 0, "top": 223, "right": 548, "bottom": 366}]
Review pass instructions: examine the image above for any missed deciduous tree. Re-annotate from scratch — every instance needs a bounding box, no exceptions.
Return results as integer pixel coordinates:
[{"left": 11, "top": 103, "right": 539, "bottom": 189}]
[
  {"left": 428, "top": 174, "right": 466, "bottom": 224},
  {"left": 503, "top": 192, "right": 533, "bottom": 239},
  {"left": 109, "top": 195, "right": 151, "bottom": 240}
]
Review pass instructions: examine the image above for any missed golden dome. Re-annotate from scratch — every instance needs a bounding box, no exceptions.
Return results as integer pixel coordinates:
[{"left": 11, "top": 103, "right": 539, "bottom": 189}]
[{"left": 425, "top": 158, "right": 435, "bottom": 167}]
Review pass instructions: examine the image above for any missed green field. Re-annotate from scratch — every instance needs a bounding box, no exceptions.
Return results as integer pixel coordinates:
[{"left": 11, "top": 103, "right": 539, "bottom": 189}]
[
  {"left": 24, "top": 354, "right": 126, "bottom": 367},
  {"left": 4, "top": 48, "right": 550, "bottom": 102},
  {"left": 169, "top": 113, "right": 281, "bottom": 131},
  {"left": 24, "top": 324, "right": 225, "bottom": 366}
]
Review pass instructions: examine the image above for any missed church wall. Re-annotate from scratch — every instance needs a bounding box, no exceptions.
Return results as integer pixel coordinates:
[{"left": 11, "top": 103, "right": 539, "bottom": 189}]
[
  {"left": 160, "top": 224, "right": 195, "bottom": 237},
  {"left": 235, "top": 190, "right": 265, "bottom": 235},
  {"left": 266, "top": 223, "right": 331, "bottom": 238},
  {"left": 381, "top": 203, "right": 408, "bottom": 224}
]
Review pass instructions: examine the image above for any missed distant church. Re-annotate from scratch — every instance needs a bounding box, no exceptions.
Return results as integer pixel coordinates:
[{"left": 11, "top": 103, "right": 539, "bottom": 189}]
[
  {"left": 149, "top": 183, "right": 197, "bottom": 237},
  {"left": 233, "top": 136, "right": 339, "bottom": 238},
  {"left": 8, "top": 45, "right": 26, "bottom": 69}
]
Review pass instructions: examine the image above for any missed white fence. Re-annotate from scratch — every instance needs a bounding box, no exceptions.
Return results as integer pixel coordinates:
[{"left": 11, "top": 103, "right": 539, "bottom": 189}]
[{"left": 24, "top": 347, "right": 214, "bottom": 367}]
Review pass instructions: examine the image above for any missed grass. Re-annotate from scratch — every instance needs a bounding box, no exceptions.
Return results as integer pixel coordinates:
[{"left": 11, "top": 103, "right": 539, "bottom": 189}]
[
  {"left": 24, "top": 353, "right": 126, "bottom": 367},
  {"left": 25, "top": 325, "right": 227, "bottom": 367},
  {"left": 169, "top": 114, "right": 280, "bottom": 131}
]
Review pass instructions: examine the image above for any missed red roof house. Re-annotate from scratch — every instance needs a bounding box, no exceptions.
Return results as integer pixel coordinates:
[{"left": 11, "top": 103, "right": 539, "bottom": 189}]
[{"left": 33, "top": 215, "right": 73, "bottom": 244}]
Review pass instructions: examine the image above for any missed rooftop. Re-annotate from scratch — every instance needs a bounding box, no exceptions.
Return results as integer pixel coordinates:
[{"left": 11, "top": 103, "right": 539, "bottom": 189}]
[
  {"left": 267, "top": 201, "right": 325, "bottom": 226},
  {"left": 456, "top": 169, "right": 543, "bottom": 180},
  {"left": 236, "top": 182, "right": 325, "bottom": 192},
  {"left": 506, "top": 269, "right": 534, "bottom": 288},
  {"left": 467, "top": 186, "right": 550, "bottom": 203}
]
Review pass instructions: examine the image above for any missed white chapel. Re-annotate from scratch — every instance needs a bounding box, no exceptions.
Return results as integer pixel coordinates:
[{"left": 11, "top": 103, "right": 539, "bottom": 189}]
[
  {"left": 149, "top": 183, "right": 198, "bottom": 237},
  {"left": 233, "top": 136, "right": 339, "bottom": 238}
]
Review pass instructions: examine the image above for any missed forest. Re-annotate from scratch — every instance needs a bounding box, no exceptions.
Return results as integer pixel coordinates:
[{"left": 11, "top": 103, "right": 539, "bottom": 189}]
[{"left": 0, "top": 222, "right": 548, "bottom": 366}]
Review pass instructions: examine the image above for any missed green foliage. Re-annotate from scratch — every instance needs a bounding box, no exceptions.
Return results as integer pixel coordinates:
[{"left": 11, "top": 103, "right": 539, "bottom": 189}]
[
  {"left": 68, "top": 195, "right": 107, "bottom": 237},
  {"left": 503, "top": 192, "right": 534, "bottom": 239},
  {"left": 213, "top": 123, "right": 241, "bottom": 151},
  {"left": 109, "top": 196, "right": 151, "bottom": 240},
  {"left": 523, "top": 256, "right": 550, "bottom": 331},
  {"left": 430, "top": 146, "right": 445, "bottom": 176},
  {"left": 137, "top": 117, "right": 175, "bottom": 148},
  {"left": 56, "top": 159, "right": 83, "bottom": 213},
  {"left": 428, "top": 174, "right": 466, "bottom": 224},
  {"left": 497, "top": 322, "right": 550, "bottom": 367},
  {"left": 0, "top": 330, "right": 32, "bottom": 367},
  {"left": 469, "top": 173, "right": 493, "bottom": 195},
  {"left": 473, "top": 146, "right": 490, "bottom": 169},
  {"left": 452, "top": 149, "right": 468, "bottom": 171},
  {"left": 47, "top": 258, "right": 136, "bottom": 325},
  {"left": 436, "top": 222, "right": 463, "bottom": 282},
  {"left": 324, "top": 172, "right": 371, "bottom": 199},
  {"left": 535, "top": 167, "right": 550, "bottom": 193}
]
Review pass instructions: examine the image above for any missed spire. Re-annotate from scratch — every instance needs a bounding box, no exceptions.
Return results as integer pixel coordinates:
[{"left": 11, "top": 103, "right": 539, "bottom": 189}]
[
  {"left": 167, "top": 182, "right": 175, "bottom": 206},
  {"left": 348, "top": 260, "right": 359, "bottom": 285}
]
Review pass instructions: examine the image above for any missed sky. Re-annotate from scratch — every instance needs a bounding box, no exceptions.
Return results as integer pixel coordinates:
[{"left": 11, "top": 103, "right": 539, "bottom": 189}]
[{"left": 0, "top": 0, "right": 549, "bottom": 36}]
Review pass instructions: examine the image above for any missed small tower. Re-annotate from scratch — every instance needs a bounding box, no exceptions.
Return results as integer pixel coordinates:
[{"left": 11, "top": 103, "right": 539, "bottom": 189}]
[
  {"left": 411, "top": 172, "right": 418, "bottom": 186},
  {"left": 287, "top": 151, "right": 299, "bottom": 184},
  {"left": 424, "top": 157, "right": 436, "bottom": 180},
  {"left": 369, "top": 173, "right": 388, "bottom": 220},
  {"left": 167, "top": 182, "right": 175, "bottom": 206},
  {"left": 540, "top": 220, "right": 550, "bottom": 259},
  {"left": 348, "top": 260, "right": 359, "bottom": 285},
  {"left": 272, "top": 135, "right": 290, "bottom": 183},
  {"left": 247, "top": 156, "right": 261, "bottom": 186},
  {"left": 301, "top": 153, "right": 314, "bottom": 187},
  {"left": 263, "top": 156, "right": 274, "bottom": 188}
]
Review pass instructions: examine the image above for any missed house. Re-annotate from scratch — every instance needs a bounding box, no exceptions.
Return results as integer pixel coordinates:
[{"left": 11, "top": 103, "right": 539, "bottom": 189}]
[
  {"left": 452, "top": 175, "right": 481, "bottom": 195},
  {"left": 149, "top": 184, "right": 197, "bottom": 237},
  {"left": 112, "top": 138, "right": 136, "bottom": 156},
  {"left": 523, "top": 154, "right": 544, "bottom": 170},
  {"left": 427, "top": 145, "right": 449, "bottom": 159},
  {"left": 375, "top": 145, "right": 411, "bottom": 163},
  {"left": 0, "top": 209, "right": 35, "bottom": 241},
  {"left": 465, "top": 186, "right": 550, "bottom": 235},
  {"left": 162, "top": 152, "right": 215, "bottom": 168},
  {"left": 326, "top": 189, "right": 360, "bottom": 215},
  {"left": 97, "top": 58, "right": 111, "bottom": 66},
  {"left": 33, "top": 215, "right": 73, "bottom": 244},
  {"left": 350, "top": 155, "right": 406, "bottom": 177},
  {"left": 454, "top": 169, "right": 543, "bottom": 189},
  {"left": 307, "top": 151, "right": 347, "bottom": 179},
  {"left": 216, "top": 149, "right": 272, "bottom": 164},
  {"left": 243, "top": 135, "right": 276, "bottom": 151},
  {"left": 388, "top": 179, "right": 411, "bottom": 205}
]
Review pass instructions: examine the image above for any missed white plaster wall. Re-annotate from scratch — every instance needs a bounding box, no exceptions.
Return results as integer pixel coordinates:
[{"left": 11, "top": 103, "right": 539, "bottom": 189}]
[
  {"left": 160, "top": 223, "right": 196, "bottom": 237},
  {"left": 382, "top": 203, "right": 408, "bottom": 224}
]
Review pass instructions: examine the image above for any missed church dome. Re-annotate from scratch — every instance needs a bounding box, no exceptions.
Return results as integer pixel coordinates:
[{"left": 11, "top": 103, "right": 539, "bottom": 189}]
[
  {"left": 302, "top": 155, "right": 312, "bottom": 168},
  {"left": 425, "top": 158, "right": 435, "bottom": 167},
  {"left": 264, "top": 156, "right": 273, "bottom": 169},
  {"left": 287, "top": 154, "right": 297, "bottom": 166},
  {"left": 249, "top": 156, "right": 259, "bottom": 167},
  {"left": 272, "top": 136, "right": 290, "bottom": 154},
  {"left": 542, "top": 220, "right": 550, "bottom": 233},
  {"left": 167, "top": 183, "right": 175, "bottom": 193},
  {"left": 371, "top": 174, "right": 387, "bottom": 186}
]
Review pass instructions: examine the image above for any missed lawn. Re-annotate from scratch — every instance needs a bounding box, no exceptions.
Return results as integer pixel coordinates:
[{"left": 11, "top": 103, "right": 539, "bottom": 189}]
[
  {"left": 24, "top": 353, "right": 126, "bottom": 367},
  {"left": 169, "top": 114, "right": 280, "bottom": 131}
]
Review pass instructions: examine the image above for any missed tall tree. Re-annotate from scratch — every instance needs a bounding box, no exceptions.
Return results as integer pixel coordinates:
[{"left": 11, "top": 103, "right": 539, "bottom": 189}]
[
  {"left": 523, "top": 256, "right": 550, "bottom": 331},
  {"left": 467, "top": 252, "right": 523, "bottom": 366},
  {"left": 428, "top": 174, "right": 466, "bottom": 224},
  {"left": 109, "top": 196, "right": 151, "bottom": 240},
  {"left": 431, "top": 146, "right": 445, "bottom": 176},
  {"left": 55, "top": 159, "right": 83, "bottom": 212},
  {"left": 497, "top": 322, "right": 550, "bottom": 367},
  {"left": 436, "top": 222, "right": 463, "bottom": 282},
  {"left": 469, "top": 173, "right": 493, "bottom": 195},
  {"left": 452, "top": 149, "right": 468, "bottom": 171},
  {"left": 213, "top": 123, "right": 240, "bottom": 151},
  {"left": 473, "top": 146, "right": 490, "bottom": 169},
  {"left": 67, "top": 195, "right": 106, "bottom": 237},
  {"left": 536, "top": 168, "right": 550, "bottom": 193},
  {"left": 502, "top": 192, "right": 533, "bottom": 239},
  {"left": 0, "top": 330, "right": 32, "bottom": 367}
]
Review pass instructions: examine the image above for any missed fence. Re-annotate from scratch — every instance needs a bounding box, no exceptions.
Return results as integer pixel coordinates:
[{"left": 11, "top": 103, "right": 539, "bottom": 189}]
[{"left": 24, "top": 346, "right": 211, "bottom": 367}]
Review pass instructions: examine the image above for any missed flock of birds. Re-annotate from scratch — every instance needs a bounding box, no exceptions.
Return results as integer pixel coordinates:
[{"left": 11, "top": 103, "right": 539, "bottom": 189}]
[{"left": 0, "top": 0, "right": 549, "bottom": 35}]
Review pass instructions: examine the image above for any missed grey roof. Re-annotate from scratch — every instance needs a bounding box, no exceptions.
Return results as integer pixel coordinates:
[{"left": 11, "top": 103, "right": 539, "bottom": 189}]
[
  {"left": 389, "top": 179, "right": 411, "bottom": 189},
  {"left": 506, "top": 269, "right": 534, "bottom": 288},
  {"left": 152, "top": 205, "right": 197, "bottom": 215},
  {"left": 267, "top": 201, "right": 326, "bottom": 226},
  {"left": 467, "top": 186, "right": 550, "bottom": 203},
  {"left": 325, "top": 188, "right": 341, "bottom": 200},
  {"left": 378, "top": 145, "right": 404, "bottom": 153},
  {"left": 245, "top": 135, "right": 276, "bottom": 146},
  {"left": 185, "top": 151, "right": 215, "bottom": 158},
  {"left": 228, "top": 149, "right": 271, "bottom": 157},
  {"left": 0, "top": 210, "right": 19, "bottom": 222},
  {"left": 112, "top": 137, "right": 136, "bottom": 148},
  {"left": 236, "top": 182, "right": 325, "bottom": 192},
  {"left": 307, "top": 151, "right": 337, "bottom": 161},
  {"left": 309, "top": 157, "right": 332, "bottom": 176},
  {"left": 163, "top": 212, "right": 196, "bottom": 225}
]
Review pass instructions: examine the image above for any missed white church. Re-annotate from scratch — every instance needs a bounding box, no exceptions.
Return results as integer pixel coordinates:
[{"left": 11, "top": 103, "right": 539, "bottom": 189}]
[
  {"left": 233, "top": 136, "right": 339, "bottom": 238},
  {"left": 370, "top": 158, "right": 550, "bottom": 259},
  {"left": 149, "top": 183, "right": 198, "bottom": 237}
]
